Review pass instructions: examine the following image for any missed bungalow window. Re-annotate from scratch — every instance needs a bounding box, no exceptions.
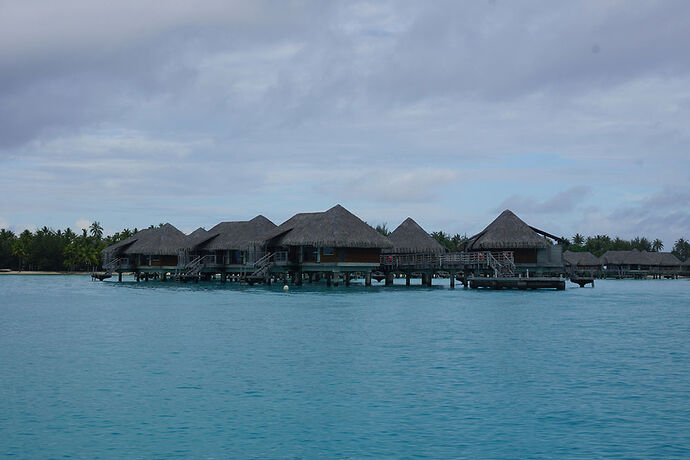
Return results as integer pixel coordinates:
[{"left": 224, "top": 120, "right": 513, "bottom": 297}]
[{"left": 323, "top": 247, "right": 334, "bottom": 256}]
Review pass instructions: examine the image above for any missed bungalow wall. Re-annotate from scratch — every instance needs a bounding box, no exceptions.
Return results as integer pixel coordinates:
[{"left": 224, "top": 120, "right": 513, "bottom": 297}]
[
  {"left": 286, "top": 246, "right": 381, "bottom": 264},
  {"left": 135, "top": 254, "right": 178, "bottom": 266}
]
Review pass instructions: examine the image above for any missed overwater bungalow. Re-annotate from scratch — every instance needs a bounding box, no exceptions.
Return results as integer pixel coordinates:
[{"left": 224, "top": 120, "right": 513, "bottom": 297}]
[
  {"left": 182, "top": 215, "right": 277, "bottom": 278},
  {"left": 102, "top": 223, "right": 187, "bottom": 279},
  {"left": 601, "top": 249, "right": 683, "bottom": 278},
  {"left": 600, "top": 249, "right": 656, "bottom": 278},
  {"left": 465, "top": 210, "right": 564, "bottom": 276},
  {"left": 381, "top": 217, "right": 447, "bottom": 285},
  {"left": 260, "top": 204, "right": 393, "bottom": 285},
  {"left": 648, "top": 252, "right": 683, "bottom": 277},
  {"left": 563, "top": 250, "right": 602, "bottom": 276},
  {"left": 385, "top": 218, "right": 447, "bottom": 256}
]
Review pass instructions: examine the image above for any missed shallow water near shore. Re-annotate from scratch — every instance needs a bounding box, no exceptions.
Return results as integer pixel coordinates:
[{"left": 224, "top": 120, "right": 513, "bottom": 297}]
[{"left": 1, "top": 275, "right": 689, "bottom": 458}]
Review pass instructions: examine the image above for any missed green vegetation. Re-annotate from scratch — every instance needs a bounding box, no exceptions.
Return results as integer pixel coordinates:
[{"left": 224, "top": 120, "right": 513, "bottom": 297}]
[
  {"left": 564, "top": 234, "right": 689, "bottom": 260},
  {"left": 374, "top": 223, "right": 391, "bottom": 236},
  {"left": 0, "top": 224, "right": 141, "bottom": 271},
  {"left": 431, "top": 231, "right": 468, "bottom": 252}
]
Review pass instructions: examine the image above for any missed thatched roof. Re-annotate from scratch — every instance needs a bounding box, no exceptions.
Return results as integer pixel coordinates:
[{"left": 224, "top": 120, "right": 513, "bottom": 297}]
[
  {"left": 466, "top": 210, "right": 552, "bottom": 250},
  {"left": 183, "top": 227, "right": 213, "bottom": 249},
  {"left": 201, "top": 215, "right": 277, "bottom": 251},
  {"left": 260, "top": 204, "right": 393, "bottom": 249},
  {"left": 102, "top": 230, "right": 148, "bottom": 255},
  {"left": 385, "top": 217, "right": 446, "bottom": 254},
  {"left": 563, "top": 250, "right": 602, "bottom": 267},
  {"left": 647, "top": 252, "right": 682, "bottom": 266},
  {"left": 120, "top": 223, "right": 187, "bottom": 256},
  {"left": 600, "top": 249, "right": 656, "bottom": 265}
]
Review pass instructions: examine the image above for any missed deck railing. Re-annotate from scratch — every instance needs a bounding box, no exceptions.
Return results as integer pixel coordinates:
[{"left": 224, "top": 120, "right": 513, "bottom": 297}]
[{"left": 380, "top": 251, "right": 514, "bottom": 268}]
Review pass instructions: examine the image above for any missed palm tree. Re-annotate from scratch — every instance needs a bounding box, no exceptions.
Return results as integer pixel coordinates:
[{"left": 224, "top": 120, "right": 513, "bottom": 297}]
[
  {"left": 375, "top": 223, "right": 390, "bottom": 236},
  {"left": 572, "top": 233, "right": 584, "bottom": 246},
  {"left": 89, "top": 221, "right": 103, "bottom": 240},
  {"left": 651, "top": 239, "right": 663, "bottom": 252}
]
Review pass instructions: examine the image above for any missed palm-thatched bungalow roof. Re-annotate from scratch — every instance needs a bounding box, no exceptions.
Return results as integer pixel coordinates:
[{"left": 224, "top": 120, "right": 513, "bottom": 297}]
[
  {"left": 466, "top": 210, "right": 556, "bottom": 250},
  {"left": 600, "top": 249, "right": 656, "bottom": 266},
  {"left": 183, "top": 227, "right": 212, "bottom": 249},
  {"left": 385, "top": 217, "right": 446, "bottom": 254},
  {"left": 647, "top": 252, "right": 682, "bottom": 267},
  {"left": 201, "top": 215, "right": 277, "bottom": 251},
  {"left": 120, "top": 223, "right": 187, "bottom": 256},
  {"left": 259, "top": 204, "right": 393, "bottom": 249},
  {"left": 102, "top": 230, "right": 148, "bottom": 256},
  {"left": 563, "top": 250, "right": 602, "bottom": 267}
]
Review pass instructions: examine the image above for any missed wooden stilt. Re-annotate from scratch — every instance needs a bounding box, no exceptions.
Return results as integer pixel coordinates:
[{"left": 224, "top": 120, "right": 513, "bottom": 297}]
[{"left": 365, "top": 272, "right": 371, "bottom": 286}]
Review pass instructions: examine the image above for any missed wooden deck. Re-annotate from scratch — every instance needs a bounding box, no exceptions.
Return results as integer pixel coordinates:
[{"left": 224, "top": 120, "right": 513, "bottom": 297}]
[{"left": 469, "top": 277, "right": 565, "bottom": 290}]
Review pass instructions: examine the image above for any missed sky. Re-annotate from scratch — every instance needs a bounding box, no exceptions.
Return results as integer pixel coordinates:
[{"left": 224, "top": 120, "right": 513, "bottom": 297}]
[{"left": 1, "top": 0, "right": 689, "bottom": 246}]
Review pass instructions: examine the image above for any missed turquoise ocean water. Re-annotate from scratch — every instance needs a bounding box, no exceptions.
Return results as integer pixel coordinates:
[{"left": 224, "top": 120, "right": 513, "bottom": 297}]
[{"left": 1, "top": 275, "right": 689, "bottom": 458}]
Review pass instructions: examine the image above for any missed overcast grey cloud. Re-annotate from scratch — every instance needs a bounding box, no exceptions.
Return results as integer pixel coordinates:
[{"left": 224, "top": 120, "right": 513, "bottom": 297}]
[{"left": 0, "top": 0, "right": 689, "bottom": 243}]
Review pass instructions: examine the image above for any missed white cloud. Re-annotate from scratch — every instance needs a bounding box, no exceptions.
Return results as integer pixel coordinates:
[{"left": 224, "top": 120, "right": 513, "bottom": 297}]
[{"left": 76, "top": 219, "right": 91, "bottom": 231}]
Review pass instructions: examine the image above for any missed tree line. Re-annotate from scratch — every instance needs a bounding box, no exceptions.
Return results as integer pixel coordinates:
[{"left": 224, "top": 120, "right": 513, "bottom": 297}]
[
  {"left": 1, "top": 221, "right": 688, "bottom": 271},
  {"left": 375, "top": 223, "right": 689, "bottom": 261},
  {"left": 0, "top": 222, "right": 163, "bottom": 271},
  {"left": 562, "top": 233, "right": 690, "bottom": 260}
]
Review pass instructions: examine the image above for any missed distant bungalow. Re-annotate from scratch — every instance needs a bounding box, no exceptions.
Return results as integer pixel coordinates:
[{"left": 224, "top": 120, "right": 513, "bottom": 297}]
[
  {"left": 98, "top": 205, "right": 686, "bottom": 287},
  {"left": 382, "top": 217, "right": 446, "bottom": 286},
  {"left": 182, "top": 215, "right": 277, "bottom": 278},
  {"left": 465, "top": 210, "right": 564, "bottom": 276},
  {"left": 259, "top": 204, "right": 392, "bottom": 285},
  {"left": 385, "top": 217, "right": 447, "bottom": 255},
  {"left": 600, "top": 249, "right": 682, "bottom": 278},
  {"left": 103, "top": 223, "right": 187, "bottom": 280},
  {"left": 563, "top": 250, "right": 602, "bottom": 275}
]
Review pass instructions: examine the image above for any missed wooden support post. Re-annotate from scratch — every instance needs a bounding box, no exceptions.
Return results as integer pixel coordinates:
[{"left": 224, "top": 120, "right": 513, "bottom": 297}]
[
  {"left": 334, "top": 273, "right": 339, "bottom": 287},
  {"left": 345, "top": 273, "right": 350, "bottom": 286},
  {"left": 450, "top": 273, "right": 455, "bottom": 288},
  {"left": 385, "top": 273, "right": 394, "bottom": 286},
  {"left": 326, "top": 273, "right": 332, "bottom": 286},
  {"left": 406, "top": 273, "right": 411, "bottom": 286},
  {"left": 136, "top": 273, "right": 140, "bottom": 282},
  {"left": 365, "top": 272, "right": 371, "bottom": 286},
  {"left": 308, "top": 273, "right": 313, "bottom": 283},
  {"left": 296, "top": 272, "right": 303, "bottom": 286},
  {"left": 221, "top": 273, "right": 227, "bottom": 283},
  {"left": 145, "top": 274, "right": 149, "bottom": 282},
  {"left": 118, "top": 272, "right": 122, "bottom": 282}
]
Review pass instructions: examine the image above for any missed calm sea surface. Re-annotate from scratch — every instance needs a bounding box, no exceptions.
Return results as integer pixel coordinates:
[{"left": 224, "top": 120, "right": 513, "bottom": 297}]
[{"left": 1, "top": 275, "right": 689, "bottom": 458}]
